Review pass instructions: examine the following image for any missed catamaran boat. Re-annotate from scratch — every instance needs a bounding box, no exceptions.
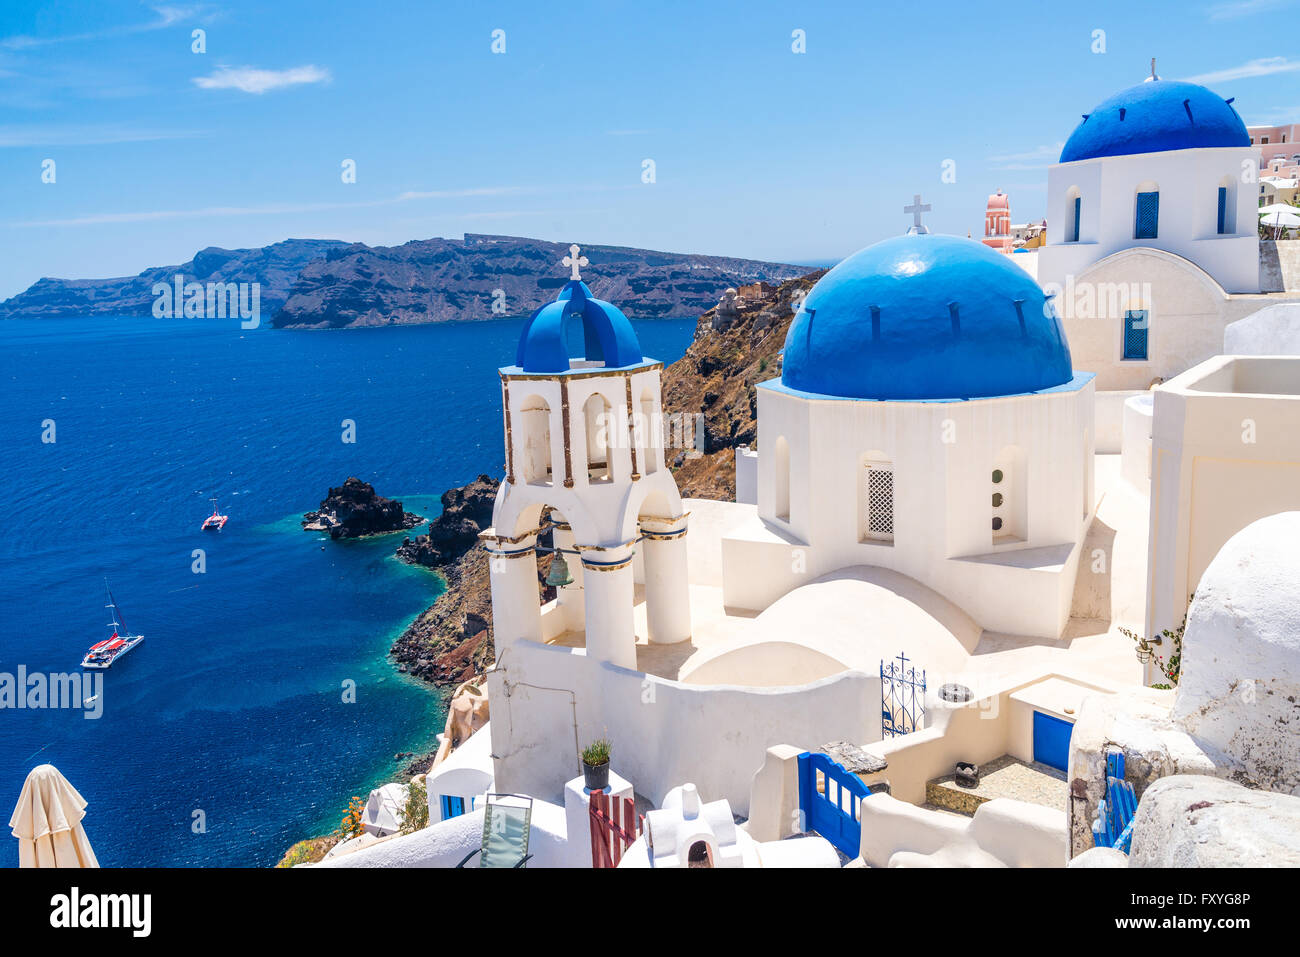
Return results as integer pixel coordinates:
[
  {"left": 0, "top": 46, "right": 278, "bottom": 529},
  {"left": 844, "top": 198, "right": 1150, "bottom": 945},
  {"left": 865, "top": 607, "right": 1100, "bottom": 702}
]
[
  {"left": 201, "top": 495, "right": 228, "bottom": 531},
  {"left": 80, "top": 581, "right": 144, "bottom": 670}
]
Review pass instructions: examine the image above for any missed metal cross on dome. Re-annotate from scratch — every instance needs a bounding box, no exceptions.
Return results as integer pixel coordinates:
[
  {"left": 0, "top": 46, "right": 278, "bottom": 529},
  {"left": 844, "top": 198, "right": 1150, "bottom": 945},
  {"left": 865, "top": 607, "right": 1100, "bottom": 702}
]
[
  {"left": 562, "top": 244, "right": 589, "bottom": 281},
  {"left": 905, "top": 194, "right": 931, "bottom": 235}
]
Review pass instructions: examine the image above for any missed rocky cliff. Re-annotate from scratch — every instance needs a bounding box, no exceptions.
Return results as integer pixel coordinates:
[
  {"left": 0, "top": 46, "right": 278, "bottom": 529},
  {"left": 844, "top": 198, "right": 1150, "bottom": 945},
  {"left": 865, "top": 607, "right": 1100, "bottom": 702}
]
[
  {"left": 0, "top": 239, "right": 349, "bottom": 319},
  {"left": 391, "top": 476, "right": 506, "bottom": 685},
  {"left": 272, "top": 233, "right": 808, "bottom": 328},
  {"left": 388, "top": 271, "right": 822, "bottom": 687},
  {"left": 303, "top": 477, "right": 424, "bottom": 539},
  {"left": 663, "top": 270, "right": 824, "bottom": 499}
]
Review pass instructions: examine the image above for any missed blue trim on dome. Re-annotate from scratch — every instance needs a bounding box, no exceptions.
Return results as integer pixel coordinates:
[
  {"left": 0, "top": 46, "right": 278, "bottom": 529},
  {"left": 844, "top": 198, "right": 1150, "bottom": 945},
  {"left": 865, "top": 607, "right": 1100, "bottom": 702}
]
[
  {"left": 1060, "top": 80, "right": 1249, "bottom": 163},
  {"left": 762, "top": 371, "right": 1095, "bottom": 405},
  {"left": 514, "top": 280, "right": 643, "bottom": 373},
  {"left": 780, "top": 234, "right": 1075, "bottom": 401}
]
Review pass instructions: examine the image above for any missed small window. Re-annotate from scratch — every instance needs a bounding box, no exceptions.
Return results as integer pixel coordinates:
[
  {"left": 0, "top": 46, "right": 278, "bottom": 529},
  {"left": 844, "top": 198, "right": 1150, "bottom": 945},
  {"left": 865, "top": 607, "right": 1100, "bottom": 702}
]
[
  {"left": 1071, "top": 196, "right": 1081, "bottom": 242},
  {"left": 1217, "top": 187, "right": 1228, "bottom": 235},
  {"left": 1135, "top": 191, "right": 1159, "bottom": 239},
  {"left": 863, "top": 461, "right": 894, "bottom": 544},
  {"left": 1123, "top": 310, "right": 1148, "bottom": 361}
]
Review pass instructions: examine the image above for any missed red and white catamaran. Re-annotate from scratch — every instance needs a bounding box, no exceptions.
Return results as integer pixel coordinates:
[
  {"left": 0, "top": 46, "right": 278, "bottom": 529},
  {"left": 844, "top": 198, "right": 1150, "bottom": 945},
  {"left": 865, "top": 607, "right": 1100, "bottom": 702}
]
[
  {"left": 201, "top": 495, "right": 228, "bottom": 531},
  {"left": 80, "top": 581, "right": 144, "bottom": 670}
]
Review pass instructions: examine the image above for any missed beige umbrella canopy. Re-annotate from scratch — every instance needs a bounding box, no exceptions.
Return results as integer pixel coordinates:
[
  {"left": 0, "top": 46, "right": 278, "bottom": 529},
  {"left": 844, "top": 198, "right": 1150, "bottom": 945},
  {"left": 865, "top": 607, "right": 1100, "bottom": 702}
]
[{"left": 8, "top": 764, "right": 99, "bottom": 868}]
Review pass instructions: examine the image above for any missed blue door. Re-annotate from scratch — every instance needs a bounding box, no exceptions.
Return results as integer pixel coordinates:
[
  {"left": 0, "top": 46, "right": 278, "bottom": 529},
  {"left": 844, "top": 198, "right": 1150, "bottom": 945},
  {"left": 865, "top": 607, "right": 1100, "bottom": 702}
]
[
  {"left": 439, "top": 795, "right": 465, "bottom": 820},
  {"left": 1033, "top": 711, "right": 1073, "bottom": 772},
  {"left": 798, "top": 752, "right": 869, "bottom": 858}
]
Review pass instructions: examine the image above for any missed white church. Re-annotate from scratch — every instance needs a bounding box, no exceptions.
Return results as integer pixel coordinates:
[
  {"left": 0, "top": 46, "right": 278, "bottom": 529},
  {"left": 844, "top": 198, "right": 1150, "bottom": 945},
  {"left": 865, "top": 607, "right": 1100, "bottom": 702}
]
[{"left": 316, "top": 70, "right": 1300, "bottom": 870}]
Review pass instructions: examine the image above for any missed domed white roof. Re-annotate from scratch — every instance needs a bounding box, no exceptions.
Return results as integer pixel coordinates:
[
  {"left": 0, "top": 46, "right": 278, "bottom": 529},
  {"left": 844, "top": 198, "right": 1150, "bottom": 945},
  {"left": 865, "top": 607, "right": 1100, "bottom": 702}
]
[{"left": 1173, "top": 512, "right": 1300, "bottom": 792}]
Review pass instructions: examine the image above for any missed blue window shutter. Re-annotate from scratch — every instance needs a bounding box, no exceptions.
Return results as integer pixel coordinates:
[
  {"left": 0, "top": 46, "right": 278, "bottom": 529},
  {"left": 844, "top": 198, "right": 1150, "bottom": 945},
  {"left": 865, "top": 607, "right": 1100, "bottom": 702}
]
[
  {"left": 1217, "top": 187, "right": 1227, "bottom": 234},
  {"left": 1071, "top": 197, "right": 1081, "bottom": 242},
  {"left": 1123, "top": 310, "right": 1148, "bottom": 360},
  {"left": 1135, "top": 191, "right": 1159, "bottom": 239}
]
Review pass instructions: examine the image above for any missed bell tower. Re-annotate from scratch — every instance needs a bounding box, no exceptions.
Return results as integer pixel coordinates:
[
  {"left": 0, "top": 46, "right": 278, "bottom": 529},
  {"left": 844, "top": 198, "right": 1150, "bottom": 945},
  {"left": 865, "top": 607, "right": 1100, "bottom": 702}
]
[{"left": 482, "top": 247, "right": 692, "bottom": 671}]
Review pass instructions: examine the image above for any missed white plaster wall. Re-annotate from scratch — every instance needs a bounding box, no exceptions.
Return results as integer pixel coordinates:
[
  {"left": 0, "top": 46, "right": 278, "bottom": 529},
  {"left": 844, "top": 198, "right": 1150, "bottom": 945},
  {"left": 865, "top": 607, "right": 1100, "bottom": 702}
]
[
  {"left": 1259, "top": 240, "right": 1300, "bottom": 293},
  {"left": 1039, "top": 146, "right": 1261, "bottom": 295},
  {"left": 487, "top": 639, "right": 882, "bottom": 813},
  {"left": 313, "top": 799, "right": 570, "bottom": 868},
  {"left": 859, "top": 793, "right": 1067, "bottom": 867},
  {"left": 735, "top": 446, "right": 758, "bottom": 505},
  {"left": 1171, "top": 513, "right": 1300, "bottom": 793},
  {"left": 1120, "top": 393, "right": 1153, "bottom": 493},
  {"left": 1225, "top": 301, "right": 1300, "bottom": 354},
  {"left": 733, "top": 380, "right": 1094, "bottom": 637},
  {"left": 1095, "top": 389, "right": 1146, "bottom": 452},
  {"left": 1146, "top": 356, "right": 1300, "bottom": 641}
]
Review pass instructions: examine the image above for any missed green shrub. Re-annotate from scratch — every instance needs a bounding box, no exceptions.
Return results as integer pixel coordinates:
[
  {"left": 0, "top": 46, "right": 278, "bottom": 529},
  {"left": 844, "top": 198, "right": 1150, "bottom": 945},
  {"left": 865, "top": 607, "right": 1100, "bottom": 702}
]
[
  {"left": 401, "top": 779, "right": 429, "bottom": 834},
  {"left": 581, "top": 737, "right": 611, "bottom": 767}
]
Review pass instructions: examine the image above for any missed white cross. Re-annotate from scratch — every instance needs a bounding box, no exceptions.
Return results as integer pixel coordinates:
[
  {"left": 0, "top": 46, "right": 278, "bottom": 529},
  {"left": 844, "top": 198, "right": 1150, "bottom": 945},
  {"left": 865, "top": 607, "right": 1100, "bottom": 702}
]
[
  {"left": 562, "top": 244, "right": 589, "bottom": 281},
  {"left": 904, "top": 194, "right": 931, "bottom": 234}
]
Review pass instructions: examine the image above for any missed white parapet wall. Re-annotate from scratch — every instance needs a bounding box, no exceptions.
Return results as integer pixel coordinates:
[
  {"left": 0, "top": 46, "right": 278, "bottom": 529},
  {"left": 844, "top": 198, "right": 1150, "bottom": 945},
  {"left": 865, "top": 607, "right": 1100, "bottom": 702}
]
[
  {"left": 735, "top": 445, "right": 758, "bottom": 505},
  {"left": 1095, "top": 390, "right": 1147, "bottom": 453},
  {"left": 1147, "top": 355, "right": 1300, "bottom": 640},
  {"left": 859, "top": 792, "right": 1067, "bottom": 867},
  {"left": 313, "top": 798, "right": 572, "bottom": 868},
  {"left": 486, "top": 639, "right": 883, "bottom": 814}
]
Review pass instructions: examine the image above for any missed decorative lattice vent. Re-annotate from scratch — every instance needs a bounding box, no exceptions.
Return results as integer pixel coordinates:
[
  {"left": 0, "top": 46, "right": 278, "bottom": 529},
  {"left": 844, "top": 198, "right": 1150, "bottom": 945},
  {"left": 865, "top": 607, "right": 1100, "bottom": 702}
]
[{"left": 866, "top": 466, "right": 894, "bottom": 541}]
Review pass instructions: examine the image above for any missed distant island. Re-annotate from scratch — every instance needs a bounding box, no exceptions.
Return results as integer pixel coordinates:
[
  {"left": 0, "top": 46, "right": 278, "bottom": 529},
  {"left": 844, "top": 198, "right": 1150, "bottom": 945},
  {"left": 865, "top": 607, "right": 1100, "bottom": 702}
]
[
  {"left": 0, "top": 233, "right": 807, "bottom": 327},
  {"left": 0, "top": 239, "right": 349, "bottom": 320}
]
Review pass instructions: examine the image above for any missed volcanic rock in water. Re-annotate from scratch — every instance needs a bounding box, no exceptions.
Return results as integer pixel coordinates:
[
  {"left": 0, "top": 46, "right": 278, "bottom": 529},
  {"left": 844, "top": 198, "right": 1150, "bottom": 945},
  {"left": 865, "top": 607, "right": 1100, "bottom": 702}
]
[
  {"left": 396, "top": 475, "right": 499, "bottom": 567},
  {"left": 302, "top": 477, "right": 423, "bottom": 539}
]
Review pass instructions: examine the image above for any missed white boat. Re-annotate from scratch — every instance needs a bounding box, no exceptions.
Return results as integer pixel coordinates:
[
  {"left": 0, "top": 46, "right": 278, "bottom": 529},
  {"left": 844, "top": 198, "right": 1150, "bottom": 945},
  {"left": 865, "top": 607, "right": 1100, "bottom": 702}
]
[{"left": 80, "top": 581, "right": 144, "bottom": 670}]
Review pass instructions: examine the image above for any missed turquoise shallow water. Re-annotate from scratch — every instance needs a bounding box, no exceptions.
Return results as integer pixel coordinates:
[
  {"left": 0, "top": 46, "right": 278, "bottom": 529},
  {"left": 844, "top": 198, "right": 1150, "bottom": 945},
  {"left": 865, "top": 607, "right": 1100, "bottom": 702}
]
[{"left": 0, "top": 313, "right": 695, "bottom": 866}]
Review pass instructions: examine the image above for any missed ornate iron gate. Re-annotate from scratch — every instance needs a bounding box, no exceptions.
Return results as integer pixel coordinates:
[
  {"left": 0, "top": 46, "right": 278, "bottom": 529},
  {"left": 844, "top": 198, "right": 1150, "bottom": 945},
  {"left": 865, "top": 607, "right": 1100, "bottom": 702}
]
[{"left": 881, "top": 652, "right": 926, "bottom": 738}]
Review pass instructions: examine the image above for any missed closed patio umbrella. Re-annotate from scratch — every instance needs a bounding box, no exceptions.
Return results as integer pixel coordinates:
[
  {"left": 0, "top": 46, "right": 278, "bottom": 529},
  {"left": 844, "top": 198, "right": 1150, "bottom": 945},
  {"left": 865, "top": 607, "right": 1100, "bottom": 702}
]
[{"left": 8, "top": 764, "right": 99, "bottom": 868}]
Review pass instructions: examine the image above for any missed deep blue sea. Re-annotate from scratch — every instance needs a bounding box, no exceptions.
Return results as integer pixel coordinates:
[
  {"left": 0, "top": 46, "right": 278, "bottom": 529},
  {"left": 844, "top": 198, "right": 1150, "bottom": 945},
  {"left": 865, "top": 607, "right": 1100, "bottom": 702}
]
[{"left": 0, "top": 313, "right": 694, "bottom": 867}]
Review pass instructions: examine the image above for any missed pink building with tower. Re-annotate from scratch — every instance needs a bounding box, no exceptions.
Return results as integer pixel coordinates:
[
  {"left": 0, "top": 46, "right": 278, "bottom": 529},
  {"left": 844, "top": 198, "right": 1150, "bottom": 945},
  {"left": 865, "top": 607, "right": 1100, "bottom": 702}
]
[{"left": 982, "top": 190, "right": 1013, "bottom": 253}]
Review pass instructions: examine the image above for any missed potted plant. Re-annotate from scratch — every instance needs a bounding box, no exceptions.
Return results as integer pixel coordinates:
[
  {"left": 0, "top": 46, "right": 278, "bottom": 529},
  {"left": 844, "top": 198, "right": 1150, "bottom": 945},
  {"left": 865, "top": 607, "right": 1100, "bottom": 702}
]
[{"left": 581, "top": 737, "right": 611, "bottom": 792}]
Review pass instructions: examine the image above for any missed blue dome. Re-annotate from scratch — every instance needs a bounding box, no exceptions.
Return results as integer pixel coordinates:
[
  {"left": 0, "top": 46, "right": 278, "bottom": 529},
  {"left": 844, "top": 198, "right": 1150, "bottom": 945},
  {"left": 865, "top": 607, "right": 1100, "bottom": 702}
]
[
  {"left": 515, "top": 280, "right": 643, "bottom": 373},
  {"left": 781, "top": 234, "right": 1073, "bottom": 401},
  {"left": 1061, "top": 80, "right": 1248, "bottom": 163}
]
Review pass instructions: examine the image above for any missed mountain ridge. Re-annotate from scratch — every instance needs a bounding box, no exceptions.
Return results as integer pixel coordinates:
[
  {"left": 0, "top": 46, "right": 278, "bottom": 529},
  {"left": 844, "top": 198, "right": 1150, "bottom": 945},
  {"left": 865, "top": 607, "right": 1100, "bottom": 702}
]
[{"left": 0, "top": 238, "right": 350, "bottom": 320}]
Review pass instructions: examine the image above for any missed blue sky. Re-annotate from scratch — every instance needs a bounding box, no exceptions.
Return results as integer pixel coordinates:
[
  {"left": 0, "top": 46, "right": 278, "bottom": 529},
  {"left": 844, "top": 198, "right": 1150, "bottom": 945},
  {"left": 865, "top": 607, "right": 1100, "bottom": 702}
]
[{"left": 1, "top": 0, "right": 1298, "bottom": 299}]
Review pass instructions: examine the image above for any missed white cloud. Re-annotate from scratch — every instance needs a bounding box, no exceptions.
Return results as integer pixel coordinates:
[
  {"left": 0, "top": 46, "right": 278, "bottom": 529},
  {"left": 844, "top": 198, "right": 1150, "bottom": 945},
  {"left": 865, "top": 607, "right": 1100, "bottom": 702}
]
[
  {"left": 192, "top": 64, "right": 330, "bottom": 95},
  {"left": 987, "top": 143, "right": 1065, "bottom": 170},
  {"left": 1, "top": 4, "right": 217, "bottom": 50},
  {"left": 1206, "top": 0, "right": 1293, "bottom": 21},
  {"left": 1185, "top": 56, "right": 1300, "bottom": 84},
  {"left": 12, "top": 187, "right": 527, "bottom": 228},
  {"left": 0, "top": 124, "right": 206, "bottom": 147}
]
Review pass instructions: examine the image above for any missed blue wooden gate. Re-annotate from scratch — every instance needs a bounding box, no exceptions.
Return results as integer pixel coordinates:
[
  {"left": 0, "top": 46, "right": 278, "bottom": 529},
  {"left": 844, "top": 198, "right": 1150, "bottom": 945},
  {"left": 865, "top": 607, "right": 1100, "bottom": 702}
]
[
  {"left": 797, "top": 751, "right": 869, "bottom": 858},
  {"left": 881, "top": 652, "right": 926, "bottom": 738}
]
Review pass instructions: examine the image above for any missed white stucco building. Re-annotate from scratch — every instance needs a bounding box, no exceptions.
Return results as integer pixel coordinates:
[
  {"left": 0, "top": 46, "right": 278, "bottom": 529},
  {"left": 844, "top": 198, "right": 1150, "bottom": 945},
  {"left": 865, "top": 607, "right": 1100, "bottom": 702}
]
[
  {"left": 1145, "top": 355, "right": 1300, "bottom": 654},
  {"left": 723, "top": 233, "right": 1095, "bottom": 640},
  {"left": 1035, "top": 75, "right": 1300, "bottom": 446}
]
